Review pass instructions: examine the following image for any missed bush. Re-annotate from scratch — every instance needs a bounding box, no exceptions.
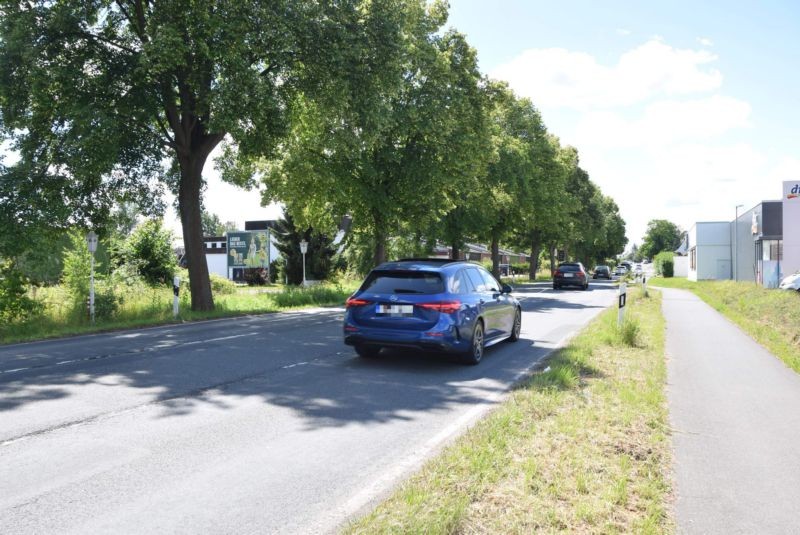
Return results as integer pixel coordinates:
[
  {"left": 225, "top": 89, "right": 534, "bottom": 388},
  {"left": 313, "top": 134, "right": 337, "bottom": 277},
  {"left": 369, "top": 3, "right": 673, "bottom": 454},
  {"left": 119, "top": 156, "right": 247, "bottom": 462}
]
[
  {"left": 0, "top": 261, "right": 43, "bottom": 323},
  {"left": 122, "top": 219, "right": 177, "bottom": 285},
  {"left": 271, "top": 285, "right": 348, "bottom": 308},
  {"left": 210, "top": 273, "right": 237, "bottom": 295},
  {"left": 617, "top": 316, "right": 641, "bottom": 347},
  {"left": 62, "top": 230, "right": 94, "bottom": 304},
  {"left": 654, "top": 251, "right": 674, "bottom": 278}
]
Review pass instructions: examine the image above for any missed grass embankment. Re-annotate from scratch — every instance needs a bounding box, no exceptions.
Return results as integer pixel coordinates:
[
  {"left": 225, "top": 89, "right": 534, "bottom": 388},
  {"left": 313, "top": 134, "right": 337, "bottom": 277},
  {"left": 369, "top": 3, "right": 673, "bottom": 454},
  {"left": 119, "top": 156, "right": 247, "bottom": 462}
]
[
  {"left": 347, "top": 288, "right": 671, "bottom": 534},
  {"left": 649, "top": 277, "right": 800, "bottom": 373},
  {"left": 1, "top": 282, "right": 359, "bottom": 345}
]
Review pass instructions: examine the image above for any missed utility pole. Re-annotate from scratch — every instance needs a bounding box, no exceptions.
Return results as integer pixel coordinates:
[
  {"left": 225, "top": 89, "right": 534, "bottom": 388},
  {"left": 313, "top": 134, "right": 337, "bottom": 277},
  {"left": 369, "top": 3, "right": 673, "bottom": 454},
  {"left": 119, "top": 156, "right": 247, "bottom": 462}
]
[
  {"left": 300, "top": 239, "right": 308, "bottom": 287},
  {"left": 734, "top": 204, "right": 743, "bottom": 281}
]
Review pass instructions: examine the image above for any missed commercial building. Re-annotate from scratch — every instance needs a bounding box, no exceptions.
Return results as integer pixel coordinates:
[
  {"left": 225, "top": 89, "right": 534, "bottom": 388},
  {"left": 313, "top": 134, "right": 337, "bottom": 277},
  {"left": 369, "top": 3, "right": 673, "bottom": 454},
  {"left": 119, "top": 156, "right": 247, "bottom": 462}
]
[
  {"left": 731, "top": 201, "right": 783, "bottom": 287},
  {"left": 687, "top": 222, "right": 731, "bottom": 281},
  {"left": 685, "top": 181, "right": 799, "bottom": 286}
]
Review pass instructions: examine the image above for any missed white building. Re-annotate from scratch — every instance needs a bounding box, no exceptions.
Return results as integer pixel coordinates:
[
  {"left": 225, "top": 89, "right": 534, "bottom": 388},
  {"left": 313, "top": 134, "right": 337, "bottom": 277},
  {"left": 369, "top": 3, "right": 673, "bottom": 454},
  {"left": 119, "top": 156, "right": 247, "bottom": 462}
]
[{"left": 687, "top": 222, "right": 732, "bottom": 281}]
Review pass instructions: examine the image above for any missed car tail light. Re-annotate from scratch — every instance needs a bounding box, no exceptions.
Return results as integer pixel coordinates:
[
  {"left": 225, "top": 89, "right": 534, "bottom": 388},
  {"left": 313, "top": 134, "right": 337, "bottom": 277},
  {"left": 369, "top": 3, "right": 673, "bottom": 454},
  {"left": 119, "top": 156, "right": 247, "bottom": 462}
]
[
  {"left": 418, "top": 300, "right": 461, "bottom": 314},
  {"left": 345, "top": 297, "right": 371, "bottom": 308},
  {"left": 554, "top": 270, "right": 561, "bottom": 277}
]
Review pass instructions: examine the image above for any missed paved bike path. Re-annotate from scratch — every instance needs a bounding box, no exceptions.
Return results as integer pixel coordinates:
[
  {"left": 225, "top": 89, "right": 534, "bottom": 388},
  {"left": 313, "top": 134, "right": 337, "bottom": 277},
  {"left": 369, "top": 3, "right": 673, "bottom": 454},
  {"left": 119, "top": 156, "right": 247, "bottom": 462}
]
[{"left": 662, "top": 288, "right": 800, "bottom": 534}]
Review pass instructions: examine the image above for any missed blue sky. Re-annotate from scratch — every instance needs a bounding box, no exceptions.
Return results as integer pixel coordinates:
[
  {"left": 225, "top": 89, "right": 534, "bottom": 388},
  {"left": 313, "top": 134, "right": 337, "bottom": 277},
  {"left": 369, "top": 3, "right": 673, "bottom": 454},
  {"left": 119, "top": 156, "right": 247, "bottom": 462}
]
[{"left": 447, "top": 0, "right": 800, "bottom": 245}]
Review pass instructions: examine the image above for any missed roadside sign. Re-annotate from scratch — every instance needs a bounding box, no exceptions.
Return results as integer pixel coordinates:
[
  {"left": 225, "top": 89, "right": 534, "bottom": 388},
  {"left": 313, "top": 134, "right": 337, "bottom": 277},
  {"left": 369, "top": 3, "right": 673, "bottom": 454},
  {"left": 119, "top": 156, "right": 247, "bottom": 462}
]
[
  {"left": 227, "top": 231, "right": 270, "bottom": 269},
  {"left": 618, "top": 282, "right": 627, "bottom": 326}
]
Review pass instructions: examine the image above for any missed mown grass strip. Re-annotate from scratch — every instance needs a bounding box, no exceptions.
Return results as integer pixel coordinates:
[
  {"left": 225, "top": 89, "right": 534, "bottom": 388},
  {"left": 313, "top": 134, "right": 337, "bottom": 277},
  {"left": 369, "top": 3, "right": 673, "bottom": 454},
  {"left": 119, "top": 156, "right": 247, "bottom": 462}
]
[
  {"left": 0, "top": 282, "right": 358, "bottom": 345},
  {"left": 346, "top": 288, "right": 671, "bottom": 534},
  {"left": 649, "top": 277, "right": 800, "bottom": 373}
]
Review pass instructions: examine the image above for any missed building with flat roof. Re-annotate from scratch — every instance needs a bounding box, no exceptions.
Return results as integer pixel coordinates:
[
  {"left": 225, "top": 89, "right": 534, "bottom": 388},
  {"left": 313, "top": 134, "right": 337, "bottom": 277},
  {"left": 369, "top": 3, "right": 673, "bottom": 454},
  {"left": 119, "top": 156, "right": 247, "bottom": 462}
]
[{"left": 687, "top": 222, "right": 732, "bottom": 281}]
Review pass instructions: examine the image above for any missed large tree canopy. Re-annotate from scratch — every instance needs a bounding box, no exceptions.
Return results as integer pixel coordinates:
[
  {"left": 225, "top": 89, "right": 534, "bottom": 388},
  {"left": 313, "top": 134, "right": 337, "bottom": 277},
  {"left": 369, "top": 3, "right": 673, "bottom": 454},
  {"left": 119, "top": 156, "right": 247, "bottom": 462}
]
[
  {"left": 260, "top": 9, "right": 489, "bottom": 267},
  {"left": 640, "top": 219, "right": 682, "bottom": 259},
  {"left": 0, "top": 0, "right": 374, "bottom": 310}
]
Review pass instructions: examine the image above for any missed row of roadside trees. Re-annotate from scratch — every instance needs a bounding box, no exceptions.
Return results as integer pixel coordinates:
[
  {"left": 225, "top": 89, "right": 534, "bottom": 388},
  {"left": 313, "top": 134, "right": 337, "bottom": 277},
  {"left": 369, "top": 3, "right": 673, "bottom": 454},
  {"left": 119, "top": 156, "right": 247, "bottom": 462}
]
[{"left": 0, "top": 0, "right": 626, "bottom": 313}]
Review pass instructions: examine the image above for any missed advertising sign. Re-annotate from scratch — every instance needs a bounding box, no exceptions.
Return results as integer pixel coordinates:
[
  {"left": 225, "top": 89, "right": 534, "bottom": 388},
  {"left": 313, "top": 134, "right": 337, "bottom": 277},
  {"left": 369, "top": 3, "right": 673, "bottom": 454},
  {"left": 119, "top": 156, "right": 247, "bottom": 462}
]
[
  {"left": 783, "top": 181, "right": 800, "bottom": 278},
  {"left": 227, "top": 231, "right": 270, "bottom": 269}
]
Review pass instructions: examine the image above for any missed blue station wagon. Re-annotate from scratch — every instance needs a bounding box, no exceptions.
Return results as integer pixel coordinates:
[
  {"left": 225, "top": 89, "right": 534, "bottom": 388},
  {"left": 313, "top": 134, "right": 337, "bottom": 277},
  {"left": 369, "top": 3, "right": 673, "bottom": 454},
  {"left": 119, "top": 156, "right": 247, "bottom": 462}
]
[{"left": 343, "top": 259, "right": 522, "bottom": 364}]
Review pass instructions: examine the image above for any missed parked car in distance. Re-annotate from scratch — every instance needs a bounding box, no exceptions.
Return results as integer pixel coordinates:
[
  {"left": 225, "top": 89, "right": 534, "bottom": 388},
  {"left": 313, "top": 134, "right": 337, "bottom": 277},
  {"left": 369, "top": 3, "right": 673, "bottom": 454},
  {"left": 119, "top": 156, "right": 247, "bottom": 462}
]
[
  {"left": 779, "top": 272, "right": 800, "bottom": 291},
  {"left": 614, "top": 266, "right": 628, "bottom": 276},
  {"left": 343, "top": 259, "right": 522, "bottom": 365},
  {"left": 593, "top": 265, "right": 611, "bottom": 279},
  {"left": 553, "top": 262, "right": 589, "bottom": 290}
]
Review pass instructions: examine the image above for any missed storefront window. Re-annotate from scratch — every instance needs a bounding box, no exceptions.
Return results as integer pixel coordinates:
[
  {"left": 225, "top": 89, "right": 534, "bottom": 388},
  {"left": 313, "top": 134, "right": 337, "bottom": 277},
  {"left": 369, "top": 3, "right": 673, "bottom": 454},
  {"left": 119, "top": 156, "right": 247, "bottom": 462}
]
[{"left": 762, "top": 240, "right": 783, "bottom": 261}]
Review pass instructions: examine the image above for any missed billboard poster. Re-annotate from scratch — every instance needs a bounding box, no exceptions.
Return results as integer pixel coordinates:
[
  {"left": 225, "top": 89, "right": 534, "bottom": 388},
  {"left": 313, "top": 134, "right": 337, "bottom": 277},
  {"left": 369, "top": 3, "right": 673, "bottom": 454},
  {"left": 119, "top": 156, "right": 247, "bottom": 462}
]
[
  {"left": 227, "top": 231, "right": 270, "bottom": 269},
  {"left": 783, "top": 181, "right": 800, "bottom": 278}
]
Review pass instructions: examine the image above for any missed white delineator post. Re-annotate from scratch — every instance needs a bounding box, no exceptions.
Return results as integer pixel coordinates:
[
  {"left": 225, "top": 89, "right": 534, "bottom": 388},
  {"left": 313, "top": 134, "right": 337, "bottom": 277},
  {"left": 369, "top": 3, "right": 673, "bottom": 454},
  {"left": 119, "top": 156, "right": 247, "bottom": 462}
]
[
  {"left": 618, "top": 282, "right": 627, "bottom": 326},
  {"left": 173, "top": 275, "right": 181, "bottom": 318},
  {"left": 86, "top": 231, "right": 98, "bottom": 324}
]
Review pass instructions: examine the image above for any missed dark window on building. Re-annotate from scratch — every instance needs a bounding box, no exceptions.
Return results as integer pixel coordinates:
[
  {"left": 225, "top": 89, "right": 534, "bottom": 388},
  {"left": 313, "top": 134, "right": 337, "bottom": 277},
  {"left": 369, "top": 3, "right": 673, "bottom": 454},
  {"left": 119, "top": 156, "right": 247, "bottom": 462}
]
[{"left": 690, "top": 247, "right": 697, "bottom": 270}]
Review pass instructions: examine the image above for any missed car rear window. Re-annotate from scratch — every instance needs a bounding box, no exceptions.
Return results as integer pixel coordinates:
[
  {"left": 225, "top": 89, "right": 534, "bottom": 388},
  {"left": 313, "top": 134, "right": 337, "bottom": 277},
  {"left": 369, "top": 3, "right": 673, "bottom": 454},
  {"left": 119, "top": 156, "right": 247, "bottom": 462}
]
[
  {"left": 558, "top": 264, "right": 581, "bottom": 272},
  {"left": 360, "top": 271, "right": 445, "bottom": 294}
]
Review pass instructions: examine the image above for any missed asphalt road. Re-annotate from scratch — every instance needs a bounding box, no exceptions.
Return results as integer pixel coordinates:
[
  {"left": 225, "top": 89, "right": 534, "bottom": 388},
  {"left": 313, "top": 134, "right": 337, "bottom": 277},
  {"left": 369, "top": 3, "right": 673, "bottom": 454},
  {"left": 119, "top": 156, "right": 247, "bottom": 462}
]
[{"left": 0, "top": 280, "right": 616, "bottom": 534}]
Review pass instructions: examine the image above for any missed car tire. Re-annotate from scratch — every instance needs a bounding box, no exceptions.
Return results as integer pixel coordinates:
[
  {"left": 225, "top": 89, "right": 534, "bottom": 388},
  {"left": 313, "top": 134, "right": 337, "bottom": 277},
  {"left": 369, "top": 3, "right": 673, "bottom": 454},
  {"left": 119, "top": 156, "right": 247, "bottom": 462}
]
[
  {"left": 355, "top": 344, "right": 381, "bottom": 358},
  {"left": 462, "top": 320, "right": 485, "bottom": 365},
  {"left": 582, "top": 283, "right": 588, "bottom": 291},
  {"left": 552, "top": 284, "right": 559, "bottom": 290},
  {"left": 507, "top": 308, "right": 522, "bottom": 342}
]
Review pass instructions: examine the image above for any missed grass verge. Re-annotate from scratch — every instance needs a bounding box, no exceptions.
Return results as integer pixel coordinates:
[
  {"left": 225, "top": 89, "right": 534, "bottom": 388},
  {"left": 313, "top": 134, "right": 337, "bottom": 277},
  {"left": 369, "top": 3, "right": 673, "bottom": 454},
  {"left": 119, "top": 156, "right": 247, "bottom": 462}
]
[
  {"left": 346, "top": 287, "right": 671, "bottom": 534},
  {"left": 649, "top": 277, "right": 800, "bottom": 373},
  {"left": 1, "top": 282, "right": 359, "bottom": 345}
]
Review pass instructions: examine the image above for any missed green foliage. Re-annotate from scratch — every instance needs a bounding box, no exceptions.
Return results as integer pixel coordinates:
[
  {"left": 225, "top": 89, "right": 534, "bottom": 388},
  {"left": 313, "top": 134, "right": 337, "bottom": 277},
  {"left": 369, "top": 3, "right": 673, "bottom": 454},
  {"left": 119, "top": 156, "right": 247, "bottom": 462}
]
[
  {"left": 654, "top": 252, "right": 675, "bottom": 278},
  {"left": 640, "top": 220, "right": 682, "bottom": 259},
  {"left": 261, "top": 10, "right": 491, "bottom": 266},
  {"left": 617, "top": 317, "right": 641, "bottom": 347},
  {"left": 121, "top": 220, "right": 177, "bottom": 286},
  {"left": 0, "top": 260, "right": 42, "bottom": 323},
  {"left": 271, "top": 285, "right": 350, "bottom": 308},
  {"left": 273, "top": 214, "right": 336, "bottom": 285},
  {"left": 210, "top": 273, "right": 237, "bottom": 295},
  {"left": 1, "top": 0, "right": 387, "bottom": 311},
  {"left": 62, "top": 230, "right": 94, "bottom": 303}
]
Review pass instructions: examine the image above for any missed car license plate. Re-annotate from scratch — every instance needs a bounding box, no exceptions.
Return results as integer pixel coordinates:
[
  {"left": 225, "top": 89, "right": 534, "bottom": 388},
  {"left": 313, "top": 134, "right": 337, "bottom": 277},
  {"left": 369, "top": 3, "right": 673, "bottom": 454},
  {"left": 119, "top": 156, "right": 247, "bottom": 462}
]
[
  {"left": 564, "top": 273, "right": 574, "bottom": 278},
  {"left": 376, "top": 304, "right": 413, "bottom": 315}
]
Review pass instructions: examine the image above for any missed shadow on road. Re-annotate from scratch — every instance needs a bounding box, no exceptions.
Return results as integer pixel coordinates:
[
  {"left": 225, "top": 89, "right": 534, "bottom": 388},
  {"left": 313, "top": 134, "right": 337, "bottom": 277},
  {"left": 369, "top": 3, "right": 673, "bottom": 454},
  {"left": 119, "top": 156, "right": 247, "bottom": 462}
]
[{"left": 0, "top": 283, "right": 617, "bottom": 438}]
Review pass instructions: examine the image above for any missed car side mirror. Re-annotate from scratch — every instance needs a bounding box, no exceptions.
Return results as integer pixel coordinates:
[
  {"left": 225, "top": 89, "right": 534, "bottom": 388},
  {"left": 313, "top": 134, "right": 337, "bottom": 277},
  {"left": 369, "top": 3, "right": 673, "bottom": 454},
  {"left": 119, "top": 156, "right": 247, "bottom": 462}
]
[{"left": 501, "top": 283, "right": 513, "bottom": 294}]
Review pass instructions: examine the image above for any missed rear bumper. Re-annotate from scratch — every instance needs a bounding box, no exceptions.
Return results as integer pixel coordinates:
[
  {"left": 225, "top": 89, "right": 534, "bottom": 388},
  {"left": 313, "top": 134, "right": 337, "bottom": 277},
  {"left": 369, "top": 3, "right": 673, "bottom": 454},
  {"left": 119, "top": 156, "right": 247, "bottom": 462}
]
[
  {"left": 554, "top": 277, "right": 587, "bottom": 287},
  {"left": 343, "top": 322, "right": 470, "bottom": 353}
]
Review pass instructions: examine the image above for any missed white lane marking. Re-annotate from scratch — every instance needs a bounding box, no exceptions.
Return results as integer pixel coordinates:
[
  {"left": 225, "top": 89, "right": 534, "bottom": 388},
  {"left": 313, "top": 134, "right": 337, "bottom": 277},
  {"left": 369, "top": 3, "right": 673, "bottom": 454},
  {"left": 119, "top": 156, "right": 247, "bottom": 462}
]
[
  {"left": 181, "top": 333, "right": 258, "bottom": 346},
  {"left": 281, "top": 362, "right": 309, "bottom": 369}
]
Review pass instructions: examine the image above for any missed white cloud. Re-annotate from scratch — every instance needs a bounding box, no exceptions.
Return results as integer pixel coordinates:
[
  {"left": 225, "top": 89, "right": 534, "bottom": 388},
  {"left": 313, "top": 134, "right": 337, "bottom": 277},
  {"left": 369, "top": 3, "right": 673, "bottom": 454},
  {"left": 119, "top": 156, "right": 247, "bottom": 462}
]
[
  {"left": 616, "top": 28, "right": 632, "bottom": 36},
  {"left": 573, "top": 95, "right": 752, "bottom": 149},
  {"left": 490, "top": 39, "right": 722, "bottom": 110},
  {"left": 697, "top": 37, "right": 714, "bottom": 47}
]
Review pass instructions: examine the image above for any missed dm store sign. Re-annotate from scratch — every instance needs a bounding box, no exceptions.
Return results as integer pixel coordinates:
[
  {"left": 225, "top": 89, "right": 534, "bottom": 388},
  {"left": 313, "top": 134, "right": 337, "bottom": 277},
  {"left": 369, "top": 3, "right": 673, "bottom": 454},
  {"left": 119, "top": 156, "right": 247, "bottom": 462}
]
[{"left": 783, "top": 182, "right": 800, "bottom": 278}]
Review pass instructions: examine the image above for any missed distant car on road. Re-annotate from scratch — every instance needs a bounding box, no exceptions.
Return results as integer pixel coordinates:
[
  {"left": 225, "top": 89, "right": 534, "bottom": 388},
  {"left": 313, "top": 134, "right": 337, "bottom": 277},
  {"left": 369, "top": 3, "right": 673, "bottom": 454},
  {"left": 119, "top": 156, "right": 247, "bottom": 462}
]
[
  {"left": 343, "top": 259, "right": 521, "bottom": 365},
  {"left": 553, "top": 262, "right": 589, "bottom": 291},
  {"left": 593, "top": 265, "right": 611, "bottom": 279},
  {"left": 614, "top": 266, "right": 628, "bottom": 276},
  {"left": 779, "top": 272, "right": 800, "bottom": 291}
]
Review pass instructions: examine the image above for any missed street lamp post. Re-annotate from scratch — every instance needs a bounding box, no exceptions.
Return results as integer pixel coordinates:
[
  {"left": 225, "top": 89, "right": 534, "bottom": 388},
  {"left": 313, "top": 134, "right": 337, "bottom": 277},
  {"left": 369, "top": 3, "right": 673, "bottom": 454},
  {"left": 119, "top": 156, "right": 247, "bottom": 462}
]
[
  {"left": 86, "top": 231, "right": 98, "bottom": 324},
  {"left": 734, "top": 204, "right": 743, "bottom": 281},
  {"left": 299, "top": 239, "right": 308, "bottom": 287}
]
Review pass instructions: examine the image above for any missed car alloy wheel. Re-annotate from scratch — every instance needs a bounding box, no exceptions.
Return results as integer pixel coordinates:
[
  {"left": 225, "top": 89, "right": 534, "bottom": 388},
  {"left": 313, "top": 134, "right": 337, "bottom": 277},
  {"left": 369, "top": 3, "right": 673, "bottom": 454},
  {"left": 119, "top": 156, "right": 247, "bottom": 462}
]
[
  {"left": 463, "top": 321, "right": 484, "bottom": 365},
  {"left": 508, "top": 309, "right": 521, "bottom": 342}
]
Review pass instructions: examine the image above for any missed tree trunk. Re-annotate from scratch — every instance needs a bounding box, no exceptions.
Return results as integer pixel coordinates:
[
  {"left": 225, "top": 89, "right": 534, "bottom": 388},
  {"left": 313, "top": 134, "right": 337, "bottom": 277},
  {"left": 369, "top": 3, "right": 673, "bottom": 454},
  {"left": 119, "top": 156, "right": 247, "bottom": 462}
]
[
  {"left": 549, "top": 244, "right": 556, "bottom": 279},
  {"left": 177, "top": 151, "right": 216, "bottom": 311},
  {"left": 529, "top": 232, "right": 542, "bottom": 281},
  {"left": 451, "top": 240, "right": 460, "bottom": 260},
  {"left": 491, "top": 234, "right": 500, "bottom": 279}
]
